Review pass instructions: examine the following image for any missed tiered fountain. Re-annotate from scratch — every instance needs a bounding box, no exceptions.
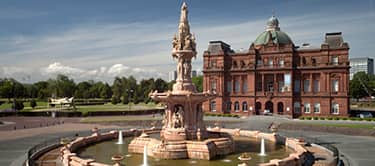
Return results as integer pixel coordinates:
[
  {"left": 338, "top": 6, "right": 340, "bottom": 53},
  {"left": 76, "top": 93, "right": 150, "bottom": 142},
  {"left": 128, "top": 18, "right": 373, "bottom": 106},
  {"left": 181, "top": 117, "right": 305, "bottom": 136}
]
[{"left": 127, "top": 2, "right": 235, "bottom": 160}]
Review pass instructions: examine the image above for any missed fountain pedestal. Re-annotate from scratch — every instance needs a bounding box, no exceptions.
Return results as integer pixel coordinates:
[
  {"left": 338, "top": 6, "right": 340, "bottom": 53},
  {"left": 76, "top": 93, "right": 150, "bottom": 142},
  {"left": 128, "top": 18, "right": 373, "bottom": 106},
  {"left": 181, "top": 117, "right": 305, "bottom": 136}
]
[{"left": 128, "top": 2, "right": 234, "bottom": 160}]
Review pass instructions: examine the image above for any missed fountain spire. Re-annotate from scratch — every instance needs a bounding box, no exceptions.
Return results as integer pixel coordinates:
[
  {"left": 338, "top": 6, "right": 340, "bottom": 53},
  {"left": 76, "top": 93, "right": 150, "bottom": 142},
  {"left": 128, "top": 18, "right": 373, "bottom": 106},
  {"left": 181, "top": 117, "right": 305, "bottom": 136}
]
[{"left": 172, "top": 2, "right": 197, "bottom": 92}]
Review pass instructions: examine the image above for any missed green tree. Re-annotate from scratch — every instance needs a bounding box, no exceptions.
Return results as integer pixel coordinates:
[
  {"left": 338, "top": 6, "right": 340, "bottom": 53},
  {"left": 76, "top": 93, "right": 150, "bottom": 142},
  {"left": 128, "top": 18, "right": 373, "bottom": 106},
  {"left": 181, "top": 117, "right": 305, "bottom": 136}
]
[
  {"left": 30, "top": 99, "right": 37, "bottom": 108},
  {"left": 112, "top": 77, "right": 123, "bottom": 103},
  {"left": 350, "top": 72, "right": 375, "bottom": 100},
  {"left": 12, "top": 100, "right": 24, "bottom": 111},
  {"left": 34, "top": 81, "right": 50, "bottom": 99},
  {"left": 100, "top": 83, "right": 112, "bottom": 99},
  {"left": 74, "top": 81, "right": 92, "bottom": 98},
  {"left": 192, "top": 75, "right": 203, "bottom": 92},
  {"left": 0, "top": 79, "right": 13, "bottom": 102}
]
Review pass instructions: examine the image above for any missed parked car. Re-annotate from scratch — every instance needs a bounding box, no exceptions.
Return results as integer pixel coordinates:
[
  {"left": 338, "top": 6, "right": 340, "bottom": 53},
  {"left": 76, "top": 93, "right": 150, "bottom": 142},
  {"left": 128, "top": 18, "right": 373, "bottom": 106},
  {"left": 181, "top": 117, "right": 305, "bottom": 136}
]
[
  {"left": 263, "top": 109, "right": 272, "bottom": 116},
  {"left": 357, "top": 112, "right": 373, "bottom": 118}
]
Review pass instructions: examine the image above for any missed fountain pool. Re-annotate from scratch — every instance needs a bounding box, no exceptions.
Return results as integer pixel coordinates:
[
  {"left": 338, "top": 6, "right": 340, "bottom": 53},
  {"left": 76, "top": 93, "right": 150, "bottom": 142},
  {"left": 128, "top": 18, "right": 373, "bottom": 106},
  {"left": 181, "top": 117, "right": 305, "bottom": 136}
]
[{"left": 77, "top": 135, "right": 293, "bottom": 166}]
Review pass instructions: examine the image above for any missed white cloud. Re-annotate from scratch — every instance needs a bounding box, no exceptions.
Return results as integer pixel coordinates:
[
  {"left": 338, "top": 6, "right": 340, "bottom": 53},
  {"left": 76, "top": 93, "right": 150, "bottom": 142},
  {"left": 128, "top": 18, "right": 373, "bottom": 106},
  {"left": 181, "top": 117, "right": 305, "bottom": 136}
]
[
  {"left": 0, "top": 11, "right": 374, "bottom": 83},
  {"left": 39, "top": 62, "right": 164, "bottom": 83}
]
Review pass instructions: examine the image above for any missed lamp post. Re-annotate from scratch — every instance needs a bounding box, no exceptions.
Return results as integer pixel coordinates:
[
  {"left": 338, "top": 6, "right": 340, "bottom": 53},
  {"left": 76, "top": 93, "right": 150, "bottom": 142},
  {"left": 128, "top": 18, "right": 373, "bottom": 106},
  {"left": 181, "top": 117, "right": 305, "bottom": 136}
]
[
  {"left": 126, "top": 89, "right": 134, "bottom": 111},
  {"left": 10, "top": 81, "right": 16, "bottom": 112}
]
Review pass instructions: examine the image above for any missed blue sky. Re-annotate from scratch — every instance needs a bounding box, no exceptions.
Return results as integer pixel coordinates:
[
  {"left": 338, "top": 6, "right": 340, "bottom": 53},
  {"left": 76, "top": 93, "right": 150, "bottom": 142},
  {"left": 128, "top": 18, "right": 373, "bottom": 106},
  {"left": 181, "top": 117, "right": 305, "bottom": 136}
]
[{"left": 0, "top": 0, "right": 374, "bottom": 83}]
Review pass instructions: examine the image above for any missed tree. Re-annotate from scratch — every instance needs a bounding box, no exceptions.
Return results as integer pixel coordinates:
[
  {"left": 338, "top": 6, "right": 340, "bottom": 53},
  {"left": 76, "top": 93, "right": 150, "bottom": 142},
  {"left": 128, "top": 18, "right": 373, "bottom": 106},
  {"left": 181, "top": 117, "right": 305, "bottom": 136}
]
[
  {"left": 55, "top": 74, "right": 76, "bottom": 97},
  {"left": 34, "top": 81, "right": 50, "bottom": 99},
  {"left": 30, "top": 99, "right": 37, "bottom": 109},
  {"left": 192, "top": 75, "right": 203, "bottom": 92},
  {"left": 112, "top": 77, "right": 123, "bottom": 103},
  {"left": 100, "top": 83, "right": 112, "bottom": 99},
  {"left": 350, "top": 72, "right": 375, "bottom": 100},
  {"left": 12, "top": 100, "right": 24, "bottom": 111},
  {"left": 0, "top": 79, "right": 13, "bottom": 102},
  {"left": 74, "top": 81, "right": 92, "bottom": 99},
  {"left": 155, "top": 78, "right": 168, "bottom": 92}
]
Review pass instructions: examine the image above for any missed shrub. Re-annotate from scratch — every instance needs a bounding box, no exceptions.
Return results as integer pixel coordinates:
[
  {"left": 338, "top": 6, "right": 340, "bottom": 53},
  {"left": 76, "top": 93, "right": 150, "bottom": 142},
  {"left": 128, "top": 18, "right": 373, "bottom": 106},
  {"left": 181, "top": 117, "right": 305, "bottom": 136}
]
[
  {"left": 305, "top": 117, "right": 312, "bottom": 120},
  {"left": 12, "top": 100, "right": 24, "bottom": 111},
  {"left": 313, "top": 117, "right": 319, "bottom": 120},
  {"left": 111, "top": 96, "right": 119, "bottom": 105},
  {"left": 334, "top": 117, "right": 340, "bottom": 120},
  {"left": 299, "top": 117, "right": 305, "bottom": 120},
  {"left": 30, "top": 99, "right": 37, "bottom": 109},
  {"left": 319, "top": 117, "right": 325, "bottom": 120},
  {"left": 327, "top": 117, "right": 333, "bottom": 120},
  {"left": 341, "top": 117, "right": 348, "bottom": 120}
]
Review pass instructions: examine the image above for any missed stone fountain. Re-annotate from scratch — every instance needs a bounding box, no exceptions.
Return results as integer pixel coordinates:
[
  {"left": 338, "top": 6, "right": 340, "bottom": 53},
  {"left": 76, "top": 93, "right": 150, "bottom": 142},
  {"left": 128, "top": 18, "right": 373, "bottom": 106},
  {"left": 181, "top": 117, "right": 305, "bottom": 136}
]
[{"left": 128, "top": 2, "right": 235, "bottom": 160}]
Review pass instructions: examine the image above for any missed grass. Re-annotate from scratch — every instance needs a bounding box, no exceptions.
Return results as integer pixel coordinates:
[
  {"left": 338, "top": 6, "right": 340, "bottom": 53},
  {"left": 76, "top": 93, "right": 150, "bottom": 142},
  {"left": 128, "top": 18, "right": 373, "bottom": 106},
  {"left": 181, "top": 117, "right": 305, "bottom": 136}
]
[
  {"left": 298, "top": 122, "right": 375, "bottom": 129},
  {"left": 80, "top": 116, "right": 162, "bottom": 123},
  {"left": 76, "top": 102, "right": 160, "bottom": 114}
]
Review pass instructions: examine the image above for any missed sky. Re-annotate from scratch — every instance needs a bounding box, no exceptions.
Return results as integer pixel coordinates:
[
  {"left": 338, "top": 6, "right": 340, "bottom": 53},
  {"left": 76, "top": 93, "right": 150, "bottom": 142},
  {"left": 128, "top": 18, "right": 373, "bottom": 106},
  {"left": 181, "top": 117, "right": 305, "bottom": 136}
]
[{"left": 0, "top": 0, "right": 374, "bottom": 83}]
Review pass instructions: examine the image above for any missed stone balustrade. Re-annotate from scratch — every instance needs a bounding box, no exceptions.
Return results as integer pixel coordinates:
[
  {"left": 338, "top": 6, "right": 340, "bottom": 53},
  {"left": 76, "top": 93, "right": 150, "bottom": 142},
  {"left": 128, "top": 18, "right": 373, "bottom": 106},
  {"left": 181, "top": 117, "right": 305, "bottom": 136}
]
[{"left": 60, "top": 127, "right": 333, "bottom": 166}]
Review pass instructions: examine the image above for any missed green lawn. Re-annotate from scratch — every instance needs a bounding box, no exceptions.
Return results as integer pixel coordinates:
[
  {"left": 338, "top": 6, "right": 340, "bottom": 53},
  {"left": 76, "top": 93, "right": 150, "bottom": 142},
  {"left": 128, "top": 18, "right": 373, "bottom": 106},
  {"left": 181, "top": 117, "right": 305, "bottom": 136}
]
[
  {"left": 80, "top": 116, "right": 162, "bottom": 123},
  {"left": 76, "top": 102, "right": 160, "bottom": 114},
  {"left": 0, "top": 101, "right": 49, "bottom": 111},
  {"left": 298, "top": 122, "right": 375, "bottom": 129}
]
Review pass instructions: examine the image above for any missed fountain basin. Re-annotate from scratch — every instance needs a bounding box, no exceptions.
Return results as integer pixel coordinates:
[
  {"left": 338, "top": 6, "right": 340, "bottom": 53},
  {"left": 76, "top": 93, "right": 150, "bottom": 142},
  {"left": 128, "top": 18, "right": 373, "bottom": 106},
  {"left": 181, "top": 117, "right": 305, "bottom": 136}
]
[{"left": 60, "top": 128, "right": 319, "bottom": 166}]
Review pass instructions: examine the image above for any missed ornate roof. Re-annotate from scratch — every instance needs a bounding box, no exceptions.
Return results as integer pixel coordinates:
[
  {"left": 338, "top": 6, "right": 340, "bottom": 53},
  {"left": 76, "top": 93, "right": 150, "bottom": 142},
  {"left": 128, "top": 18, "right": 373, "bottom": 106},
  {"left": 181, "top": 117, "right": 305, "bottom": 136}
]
[{"left": 254, "top": 15, "right": 293, "bottom": 46}]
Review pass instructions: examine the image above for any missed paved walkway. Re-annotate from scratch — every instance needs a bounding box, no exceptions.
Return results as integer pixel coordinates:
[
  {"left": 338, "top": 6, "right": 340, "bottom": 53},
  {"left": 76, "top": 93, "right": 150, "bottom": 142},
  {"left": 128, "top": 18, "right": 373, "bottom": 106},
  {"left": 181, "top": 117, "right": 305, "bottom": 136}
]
[
  {"left": 0, "top": 123, "right": 123, "bottom": 166},
  {"left": 0, "top": 116, "right": 374, "bottom": 166}
]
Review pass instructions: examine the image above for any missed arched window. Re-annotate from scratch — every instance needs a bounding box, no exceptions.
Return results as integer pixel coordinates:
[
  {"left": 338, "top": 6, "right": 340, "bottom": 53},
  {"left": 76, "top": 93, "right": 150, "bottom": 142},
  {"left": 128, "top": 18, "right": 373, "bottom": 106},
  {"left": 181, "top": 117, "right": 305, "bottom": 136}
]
[
  {"left": 234, "top": 101, "right": 240, "bottom": 112},
  {"left": 314, "top": 103, "right": 320, "bottom": 113},
  {"left": 242, "top": 102, "right": 248, "bottom": 112},
  {"left": 331, "top": 103, "right": 339, "bottom": 114},
  {"left": 304, "top": 103, "right": 311, "bottom": 113},
  {"left": 226, "top": 102, "right": 232, "bottom": 112},
  {"left": 210, "top": 101, "right": 216, "bottom": 112},
  {"left": 294, "top": 102, "right": 301, "bottom": 113}
]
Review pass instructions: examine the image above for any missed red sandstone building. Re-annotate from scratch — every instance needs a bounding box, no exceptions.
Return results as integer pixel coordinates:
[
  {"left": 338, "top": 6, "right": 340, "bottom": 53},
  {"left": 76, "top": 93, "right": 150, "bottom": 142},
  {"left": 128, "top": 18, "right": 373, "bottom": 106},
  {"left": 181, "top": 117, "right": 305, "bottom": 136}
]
[{"left": 202, "top": 16, "right": 350, "bottom": 118}]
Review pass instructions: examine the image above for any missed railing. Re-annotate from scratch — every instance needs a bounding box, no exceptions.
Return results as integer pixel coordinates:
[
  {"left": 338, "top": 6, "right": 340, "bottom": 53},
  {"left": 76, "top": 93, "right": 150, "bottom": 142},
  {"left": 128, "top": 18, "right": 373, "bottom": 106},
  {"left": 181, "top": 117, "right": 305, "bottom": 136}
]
[{"left": 26, "top": 135, "right": 76, "bottom": 166}]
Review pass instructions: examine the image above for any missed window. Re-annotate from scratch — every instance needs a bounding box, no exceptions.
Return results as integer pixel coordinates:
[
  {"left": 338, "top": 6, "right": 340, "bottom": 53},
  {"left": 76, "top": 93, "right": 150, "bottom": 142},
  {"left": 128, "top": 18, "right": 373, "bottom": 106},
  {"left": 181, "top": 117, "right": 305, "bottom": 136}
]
[
  {"left": 210, "top": 101, "right": 216, "bottom": 112},
  {"left": 268, "top": 59, "right": 273, "bottom": 66},
  {"left": 312, "top": 58, "right": 317, "bottom": 66},
  {"left": 331, "top": 103, "right": 339, "bottom": 114},
  {"left": 234, "top": 102, "right": 240, "bottom": 112},
  {"left": 257, "top": 58, "right": 263, "bottom": 65},
  {"left": 294, "top": 80, "right": 300, "bottom": 92},
  {"left": 256, "top": 79, "right": 262, "bottom": 91},
  {"left": 242, "top": 102, "right": 248, "bottom": 112},
  {"left": 314, "top": 103, "right": 320, "bottom": 113},
  {"left": 235, "top": 80, "right": 240, "bottom": 93},
  {"left": 210, "top": 80, "right": 217, "bottom": 93},
  {"left": 304, "top": 103, "right": 311, "bottom": 113},
  {"left": 279, "top": 59, "right": 284, "bottom": 67},
  {"left": 313, "top": 80, "right": 320, "bottom": 93},
  {"left": 278, "top": 81, "right": 285, "bottom": 92},
  {"left": 243, "top": 79, "right": 248, "bottom": 93},
  {"left": 284, "top": 74, "right": 291, "bottom": 91},
  {"left": 226, "top": 102, "right": 232, "bottom": 112},
  {"left": 227, "top": 81, "right": 232, "bottom": 92},
  {"left": 210, "top": 60, "right": 217, "bottom": 68},
  {"left": 332, "top": 56, "right": 338, "bottom": 65},
  {"left": 294, "top": 102, "right": 301, "bottom": 113},
  {"left": 332, "top": 80, "right": 339, "bottom": 92},
  {"left": 303, "top": 80, "right": 310, "bottom": 92}
]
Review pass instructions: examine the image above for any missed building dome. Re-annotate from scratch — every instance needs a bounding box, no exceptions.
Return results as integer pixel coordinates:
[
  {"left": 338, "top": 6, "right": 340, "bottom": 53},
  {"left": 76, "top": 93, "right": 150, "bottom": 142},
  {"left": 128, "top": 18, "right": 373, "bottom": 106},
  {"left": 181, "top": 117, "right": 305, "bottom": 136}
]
[{"left": 254, "top": 15, "right": 293, "bottom": 46}]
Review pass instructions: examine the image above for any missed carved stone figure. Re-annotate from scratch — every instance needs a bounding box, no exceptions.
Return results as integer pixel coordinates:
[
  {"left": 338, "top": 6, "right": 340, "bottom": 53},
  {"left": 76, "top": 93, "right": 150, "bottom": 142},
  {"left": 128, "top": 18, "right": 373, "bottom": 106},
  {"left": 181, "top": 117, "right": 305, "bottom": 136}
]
[
  {"left": 172, "top": 34, "right": 179, "bottom": 51},
  {"left": 177, "top": 58, "right": 184, "bottom": 80},
  {"left": 183, "top": 35, "right": 192, "bottom": 50}
]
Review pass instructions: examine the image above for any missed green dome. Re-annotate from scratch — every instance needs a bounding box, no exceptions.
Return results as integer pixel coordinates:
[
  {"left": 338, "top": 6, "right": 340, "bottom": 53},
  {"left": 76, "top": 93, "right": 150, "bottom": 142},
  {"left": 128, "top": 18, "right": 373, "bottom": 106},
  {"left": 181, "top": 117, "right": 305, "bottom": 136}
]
[
  {"left": 254, "top": 30, "right": 293, "bottom": 46},
  {"left": 254, "top": 15, "right": 293, "bottom": 46}
]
